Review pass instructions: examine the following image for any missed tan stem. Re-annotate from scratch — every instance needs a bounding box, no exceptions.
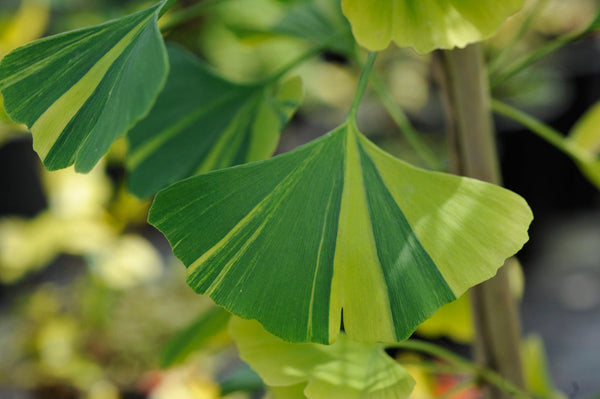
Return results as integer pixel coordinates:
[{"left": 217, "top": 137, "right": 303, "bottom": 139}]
[{"left": 435, "top": 44, "right": 525, "bottom": 399}]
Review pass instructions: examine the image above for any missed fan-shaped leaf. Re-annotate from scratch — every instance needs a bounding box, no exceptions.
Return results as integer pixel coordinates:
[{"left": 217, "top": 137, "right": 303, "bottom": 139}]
[
  {"left": 230, "top": 317, "right": 415, "bottom": 399},
  {"left": 341, "top": 0, "right": 525, "bottom": 53},
  {"left": 0, "top": 0, "right": 169, "bottom": 172},
  {"left": 149, "top": 122, "right": 532, "bottom": 344},
  {"left": 126, "top": 45, "right": 303, "bottom": 198}
]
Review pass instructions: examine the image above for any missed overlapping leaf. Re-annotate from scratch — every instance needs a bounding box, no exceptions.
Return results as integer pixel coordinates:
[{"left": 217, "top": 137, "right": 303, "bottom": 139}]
[
  {"left": 0, "top": 0, "right": 169, "bottom": 172},
  {"left": 341, "top": 0, "right": 525, "bottom": 53},
  {"left": 231, "top": 0, "right": 355, "bottom": 57},
  {"left": 229, "top": 317, "right": 415, "bottom": 399},
  {"left": 149, "top": 122, "right": 532, "bottom": 344},
  {"left": 126, "top": 45, "right": 303, "bottom": 198}
]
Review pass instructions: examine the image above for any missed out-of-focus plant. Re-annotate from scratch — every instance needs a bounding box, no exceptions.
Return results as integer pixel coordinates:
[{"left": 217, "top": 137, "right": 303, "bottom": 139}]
[{"left": 0, "top": 160, "right": 163, "bottom": 287}]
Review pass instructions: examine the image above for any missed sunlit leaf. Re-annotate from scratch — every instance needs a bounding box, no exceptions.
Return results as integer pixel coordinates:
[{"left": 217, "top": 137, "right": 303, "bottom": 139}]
[
  {"left": 0, "top": 0, "right": 169, "bottom": 172},
  {"left": 567, "top": 100, "right": 600, "bottom": 189},
  {"left": 160, "top": 306, "right": 231, "bottom": 368},
  {"left": 230, "top": 317, "right": 415, "bottom": 399},
  {"left": 341, "top": 0, "right": 525, "bottom": 53},
  {"left": 150, "top": 121, "right": 532, "bottom": 344},
  {"left": 126, "top": 45, "right": 303, "bottom": 198}
]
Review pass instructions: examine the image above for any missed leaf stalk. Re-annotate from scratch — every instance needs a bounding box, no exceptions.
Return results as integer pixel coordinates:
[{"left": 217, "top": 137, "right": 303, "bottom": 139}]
[
  {"left": 491, "top": 99, "right": 586, "bottom": 161},
  {"left": 347, "top": 51, "right": 377, "bottom": 123},
  {"left": 388, "top": 340, "right": 535, "bottom": 399}
]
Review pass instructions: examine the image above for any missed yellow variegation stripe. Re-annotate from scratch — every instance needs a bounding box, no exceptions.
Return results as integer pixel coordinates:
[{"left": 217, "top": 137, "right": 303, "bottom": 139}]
[
  {"left": 31, "top": 13, "right": 155, "bottom": 159},
  {"left": 186, "top": 144, "right": 324, "bottom": 280},
  {"left": 195, "top": 96, "right": 259, "bottom": 174},
  {"left": 360, "top": 136, "right": 532, "bottom": 296},
  {"left": 331, "top": 127, "right": 395, "bottom": 342},
  {"left": 204, "top": 216, "right": 271, "bottom": 296},
  {"left": 127, "top": 91, "right": 242, "bottom": 170},
  {"left": 307, "top": 180, "right": 338, "bottom": 338}
]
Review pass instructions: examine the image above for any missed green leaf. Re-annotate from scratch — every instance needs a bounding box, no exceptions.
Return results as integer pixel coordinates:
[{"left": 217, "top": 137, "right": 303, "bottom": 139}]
[
  {"left": 229, "top": 316, "right": 415, "bottom": 399},
  {"left": 341, "top": 0, "right": 525, "bottom": 53},
  {"left": 149, "top": 122, "right": 532, "bottom": 344},
  {"left": 228, "top": 0, "right": 355, "bottom": 57},
  {"left": 567, "top": 100, "right": 600, "bottom": 189},
  {"left": 0, "top": 0, "right": 169, "bottom": 172},
  {"left": 522, "top": 335, "right": 567, "bottom": 399},
  {"left": 126, "top": 44, "right": 303, "bottom": 198},
  {"left": 160, "top": 306, "right": 231, "bottom": 368}
]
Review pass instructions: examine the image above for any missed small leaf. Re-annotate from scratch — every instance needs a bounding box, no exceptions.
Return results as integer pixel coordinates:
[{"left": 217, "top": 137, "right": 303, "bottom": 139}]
[
  {"left": 229, "top": 317, "right": 415, "bottom": 399},
  {"left": 567, "top": 101, "right": 600, "bottom": 189},
  {"left": 126, "top": 44, "right": 303, "bottom": 198},
  {"left": 263, "top": 0, "right": 355, "bottom": 56},
  {"left": 149, "top": 122, "right": 532, "bottom": 344},
  {"left": 160, "top": 306, "right": 231, "bottom": 368},
  {"left": 522, "top": 335, "right": 567, "bottom": 399},
  {"left": 341, "top": 0, "right": 525, "bottom": 53},
  {"left": 0, "top": 0, "right": 169, "bottom": 172}
]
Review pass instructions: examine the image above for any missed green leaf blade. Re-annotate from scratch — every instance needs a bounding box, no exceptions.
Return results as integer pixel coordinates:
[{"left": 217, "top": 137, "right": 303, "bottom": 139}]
[
  {"left": 126, "top": 45, "right": 303, "bottom": 198},
  {"left": 355, "top": 134, "right": 455, "bottom": 339},
  {"left": 150, "top": 124, "right": 533, "bottom": 344},
  {"left": 359, "top": 135, "right": 533, "bottom": 297},
  {"left": 0, "top": 1, "right": 169, "bottom": 172},
  {"left": 150, "top": 131, "right": 345, "bottom": 343}
]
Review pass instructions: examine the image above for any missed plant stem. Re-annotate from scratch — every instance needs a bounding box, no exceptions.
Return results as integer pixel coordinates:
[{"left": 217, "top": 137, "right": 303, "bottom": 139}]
[
  {"left": 490, "top": 8, "right": 600, "bottom": 88},
  {"left": 261, "top": 45, "right": 328, "bottom": 85},
  {"left": 159, "top": 0, "right": 231, "bottom": 31},
  {"left": 347, "top": 52, "right": 377, "bottom": 123},
  {"left": 491, "top": 99, "right": 586, "bottom": 161},
  {"left": 259, "top": 31, "right": 352, "bottom": 85},
  {"left": 388, "top": 340, "right": 534, "bottom": 399},
  {"left": 369, "top": 74, "right": 443, "bottom": 170},
  {"left": 436, "top": 44, "right": 525, "bottom": 399},
  {"left": 488, "top": 0, "right": 549, "bottom": 75}
]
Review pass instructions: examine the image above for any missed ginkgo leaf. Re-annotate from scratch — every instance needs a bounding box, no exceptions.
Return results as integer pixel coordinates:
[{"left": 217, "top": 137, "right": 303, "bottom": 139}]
[
  {"left": 341, "top": 0, "right": 525, "bottom": 53},
  {"left": 149, "top": 122, "right": 532, "bottom": 344},
  {"left": 126, "top": 45, "right": 303, "bottom": 198},
  {"left": 0, "top": 0, "right": 170, "bottom": 172},
  {"left": 229, "top": 317, "right": 415, "bottom": 399},
  {"left": 567, "top": 101, "right": 600, "bottom": 189},
  {"left": 230, "top": 0, "right": 355, "bottom": 57}
]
